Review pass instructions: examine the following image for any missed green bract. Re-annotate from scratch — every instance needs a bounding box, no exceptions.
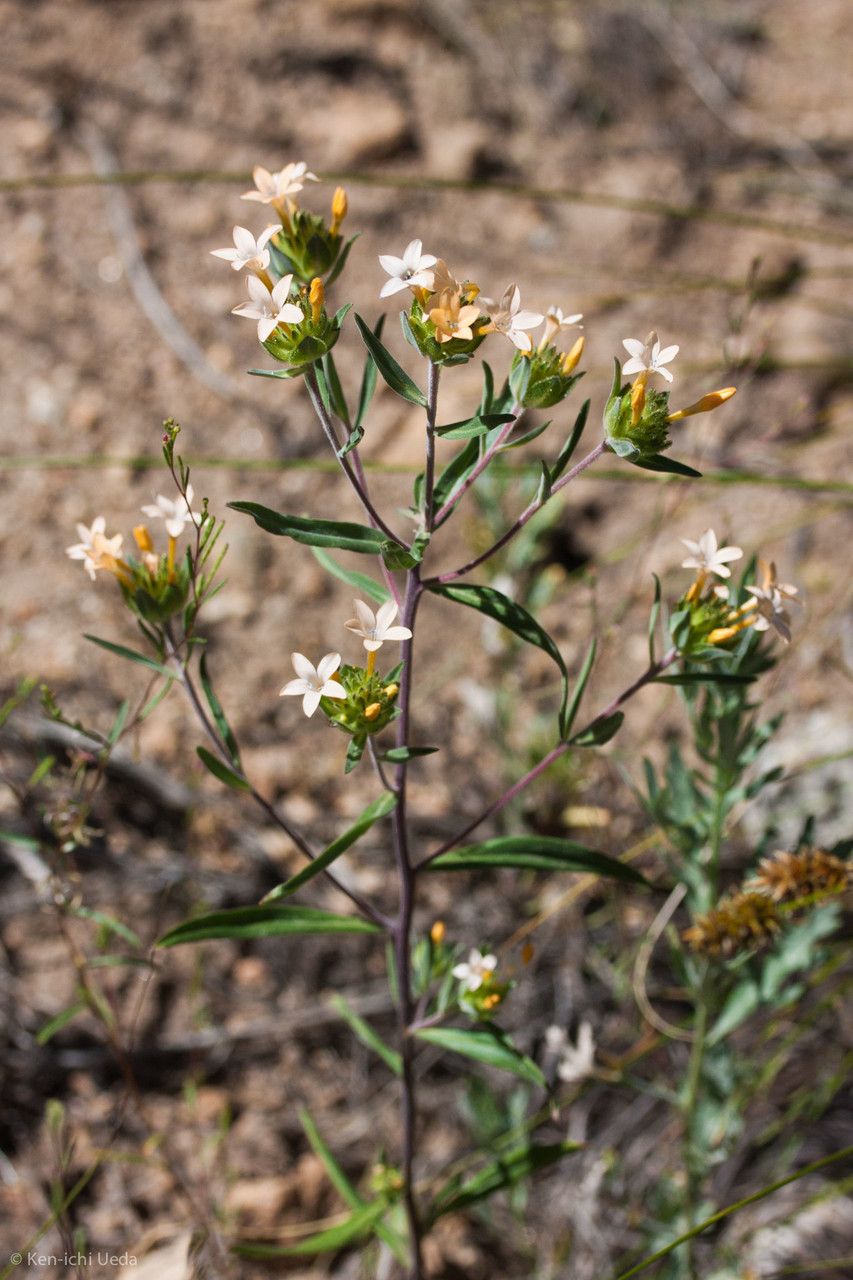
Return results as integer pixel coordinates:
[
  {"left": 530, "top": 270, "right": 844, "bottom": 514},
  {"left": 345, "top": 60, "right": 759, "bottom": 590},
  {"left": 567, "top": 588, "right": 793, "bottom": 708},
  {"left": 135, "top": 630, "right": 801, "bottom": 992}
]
[
  {"left": 320, "top": 662, "right": 401, "bottom": 739},
  {"left": 120, "top": 556, "right": 191, "bottom": 624},
  {"left": 670, "top": 591, "right": 736, "bottom": 659},
  {"left": 402, "top": 301, "right": 487, "bottom": 366},
  {"left": 604, "top": 379, "right": 672, "bottom": 459},
  {"left": 510, "top": 346, "right": 583, "bottom": 409},
  {"left": 268, "top": 214, "right": 354, "bottom": 286},
  {"left": 261, "top": 292, "right": 346, "bottom": 370}
]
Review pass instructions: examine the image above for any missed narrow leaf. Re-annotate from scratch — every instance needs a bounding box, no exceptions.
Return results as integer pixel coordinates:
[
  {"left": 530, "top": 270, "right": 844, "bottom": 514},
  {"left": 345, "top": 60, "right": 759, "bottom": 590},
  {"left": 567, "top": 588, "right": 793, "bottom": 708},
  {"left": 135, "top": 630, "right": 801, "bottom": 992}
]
[
  {"left": 37, "top": 1001, "right": 88, "bottom": 1046},
  {"left": 199, "top": 653, "right": 240, "bottom": 766},
  {"left": 426, "top": 836, "right": 647, "bottom": 885},
  {"left": 228, "top": 503, "right": 386, "bottom": 554},
  {"left": 436, "top": 413, "right": 515, "bottom": 441},
  {"left": 330, "top": 993, "right": 403, "bottom": 1075},
  {"left": 84, "top": 635, "right": 173, "bottom": 679},
  {"left": 345, "top": 736, "right": 367, "bottom": 774},
  {"left": 648, "top": 574, "right": 662, "bottom": 664},
  {"left": 570, "top": 710, "right": 624, "bottom": 747},
  {"left": 196, "top": 745, "right": 250, "bottom": 792},
  {"left": 382, "top": 746, "right": 439, "bottom": 762},
  {"left": 550, "top": 399, "right": 590, "bottom": 481},
  {"left": 157, "top": 904, "right": 380, "bottom": 947},
  {"left": 430, "top": 1141, "right": 580, "bottom": 1220},
  {"left": 414, "top": 1025, "right": 545, "bottom": 1086},
  {"left": 561, "top": 637, "right": 597, "bottom": 738},
  {"left": 354, "top": 314, "right": 427, "bottom": 407},
  {"left": 310, "top": 547, "right": 390, "bottom": 605},
  {"left": 235, "top": 1199, "right": 387, "bottom": 1258},
  {"left": 633, "top": 454, "right": 702, "bottom": 478},
  {"left": 655, "top": 673, "right": 754, "bottom": 686},
  {"left": 500, "top": 418, "right": 552, "bottom": 450},
  {"left": 263, "top": 791, "right": 395, "bottom": 901},
  {"left": 72, "top": 907, "right": 141, "bottom": 948},
  {"left": 321, "top": 352, "right": 351, "bottom": 427},
  {"left": 354, "top": 314, "right": 385, "bottom": 429}
]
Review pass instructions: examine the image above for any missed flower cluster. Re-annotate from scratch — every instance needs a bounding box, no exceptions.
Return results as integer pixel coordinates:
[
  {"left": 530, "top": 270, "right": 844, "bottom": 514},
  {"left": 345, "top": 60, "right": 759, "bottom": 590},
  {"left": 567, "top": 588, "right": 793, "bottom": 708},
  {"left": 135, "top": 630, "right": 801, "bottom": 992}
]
[
  {"left": 747, "top": 848, "right": 850, "bottom": 904},
  {"left": 683, "top": 891, "right": 782, "bottom": 957},
  {"left": 668, "top": 530, "right": 800, "bottom": 658},
  {"left": 67, "top": 487, "right": 204, "bottom": 624},
  {"left": 452, "top": 948, "right": 510, "bottom": 1019}
]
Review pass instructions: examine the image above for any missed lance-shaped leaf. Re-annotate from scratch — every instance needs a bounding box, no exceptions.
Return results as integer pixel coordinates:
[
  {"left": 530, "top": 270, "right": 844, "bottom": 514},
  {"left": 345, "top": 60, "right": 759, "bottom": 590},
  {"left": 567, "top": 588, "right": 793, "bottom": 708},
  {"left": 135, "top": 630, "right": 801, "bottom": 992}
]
[
  {"left": 633, "top": 454, "right": 702, "bottom": 478},
  {"left": 157, "top": 904, "right": 380, "bottom": 947},
  {"left": 428, "top": 582, "right": 568, "bottom": 729},
  {"left": 235, "top": 1199, "right": 388, "bottom": 1258},
  {"left": 199, "top": 652, "right": 241, "bottom": 766},
  {"left": 561, "top": 636, "right": 596, "bottom": 738},
  {"left": 354, "top": 314, "right": 427, "bottom": 407},
  {"left": 414, "top": 1025, "right": 545, "bottom": 1086},
  {"left": 429, "top": 1140, "right": 580, "bottom": 1221},
  {"left": 655, "top": 672, "right": 754, "bottom": 686},
  {"left": 550, "top": 399, "right": 590, "bottom": 481},
  {"left": 570, "top": 710, "right": 624, "bottom": 747},
  {"left": 329, "top": 993, "right": 403, "bottom": 1076},
  {"left": 318, "top": 352, "right": 351, "bottom": 427},
  {"left": 84, "top": 635, "right": 173, "bottom": 679},
  {"left": 196, "top": 745, "right": 250, "bottom": 791},
  {"left": 432, "top": 437, "right": 480, "bottom": 512},
  {"left": 228, "top": 503, "right": 387, "bottom": 554},
  {"left": 382, "top": 746, "right": 439, "bottom": 762},
  {"left": 435, "top": 413, "right": 515, "bottom": 441},
  {"left": 263, "top": 791, "right": 396, "bottom": 902},
  {"left": 354, "top": 313, "right": 385, "bottom": 430},
  {"left": 310, "top": 547, "right": 391, "bottom": 605},
  {"left": 425, "top": 835, "right": 648, "bottom": 885}
]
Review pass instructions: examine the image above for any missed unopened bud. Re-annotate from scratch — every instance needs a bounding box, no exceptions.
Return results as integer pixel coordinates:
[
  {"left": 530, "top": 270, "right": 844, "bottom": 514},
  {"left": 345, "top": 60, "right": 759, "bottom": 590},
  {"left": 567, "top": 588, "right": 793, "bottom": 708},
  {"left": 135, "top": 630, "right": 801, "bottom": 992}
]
[
  {"left": 309, "top": 277, "right": 324, "bottom": 324},
  {"left": 330, "top": 186, "right": 348, "bottom": 233},
  {"left": 133, "top": 524, "right": 154, "bottom": 553},
  {"left": 630, "top": 378, "right": 646, "bottom": 426},
  {"left": 561, "top": 334, "right": 585, "bottom": 374},
  {"left": 430, "top": 920, "right": 446, "bottom": 945},
  {"left": 667, "top": 386, "right": 737, "bottom": 422},
  {"left": 364, "top": 702, "right": 382, "bottom": 721},
  {"left": 383, "top": 683, "right": 399, "bottom": 699}
]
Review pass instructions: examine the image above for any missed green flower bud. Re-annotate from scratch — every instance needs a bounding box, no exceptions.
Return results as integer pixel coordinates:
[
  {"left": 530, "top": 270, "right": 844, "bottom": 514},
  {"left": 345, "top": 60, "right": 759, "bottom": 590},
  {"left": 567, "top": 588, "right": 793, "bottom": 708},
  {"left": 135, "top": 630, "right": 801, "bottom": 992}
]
[{"left": 509, "top": 346, "right": 583, "bottom": 409}]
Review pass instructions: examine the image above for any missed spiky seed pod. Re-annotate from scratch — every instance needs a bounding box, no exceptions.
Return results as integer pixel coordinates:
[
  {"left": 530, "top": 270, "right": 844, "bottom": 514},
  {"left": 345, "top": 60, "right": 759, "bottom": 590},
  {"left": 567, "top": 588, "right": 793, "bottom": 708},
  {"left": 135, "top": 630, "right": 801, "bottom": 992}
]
[
  {"left": 747, "top": 848, "right": 850, "bottom": 903},
  {"left": 683, "top": 891, "right": 782, "bottom": 958}
]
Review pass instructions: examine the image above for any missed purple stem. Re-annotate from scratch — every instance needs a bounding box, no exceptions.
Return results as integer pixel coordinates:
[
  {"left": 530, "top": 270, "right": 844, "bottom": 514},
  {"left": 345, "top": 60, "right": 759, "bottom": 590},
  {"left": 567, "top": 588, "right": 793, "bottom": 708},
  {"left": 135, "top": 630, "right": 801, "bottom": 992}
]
[
  {"left": 432, "top": 413, "right": 518, "bottom": 528},
  {"left": 418, "top": 646, "right": 679, "bottom": 867},
  {"left": 429, "top": 439, "right": 607, "bottom": 585}
]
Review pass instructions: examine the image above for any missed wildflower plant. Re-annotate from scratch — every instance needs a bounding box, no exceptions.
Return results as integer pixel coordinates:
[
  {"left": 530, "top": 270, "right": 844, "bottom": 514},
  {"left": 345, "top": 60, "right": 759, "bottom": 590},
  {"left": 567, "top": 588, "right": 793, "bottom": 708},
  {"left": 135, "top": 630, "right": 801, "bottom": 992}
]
[{"left": 50, "top": 160, "right": 848, "bottom": 1279}]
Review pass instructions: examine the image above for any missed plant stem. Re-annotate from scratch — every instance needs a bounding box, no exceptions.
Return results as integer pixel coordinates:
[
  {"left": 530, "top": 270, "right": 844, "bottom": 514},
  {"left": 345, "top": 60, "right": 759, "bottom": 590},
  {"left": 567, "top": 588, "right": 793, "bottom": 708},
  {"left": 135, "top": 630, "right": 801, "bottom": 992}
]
[
  {"left": 422, "top": 361, "right": 440, "bottom": 531},
  {"left": 432, "top": 409, "right": 520, "bottom": 528},
  {"left": 390, "top": 568, "right": 425, "bottom": 1278},
  {"left": 420, "top": 646, "right": 678, "bottom": 866},
  {"left": 429, "top": 440, "right": 607, "bottom": 583}
]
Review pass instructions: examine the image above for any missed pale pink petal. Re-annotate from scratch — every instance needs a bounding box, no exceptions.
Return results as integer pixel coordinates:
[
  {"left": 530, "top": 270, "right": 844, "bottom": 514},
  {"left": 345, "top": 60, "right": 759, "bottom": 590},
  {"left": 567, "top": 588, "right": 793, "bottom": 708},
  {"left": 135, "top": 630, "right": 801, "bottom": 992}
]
[{"left": 291, "top": 652, "right": 316, "bottom": 681}]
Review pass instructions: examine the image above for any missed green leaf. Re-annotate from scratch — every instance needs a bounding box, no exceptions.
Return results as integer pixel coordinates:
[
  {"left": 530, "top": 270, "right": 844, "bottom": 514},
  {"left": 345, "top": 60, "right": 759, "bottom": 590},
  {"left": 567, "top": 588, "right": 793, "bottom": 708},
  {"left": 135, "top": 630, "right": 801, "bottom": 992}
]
[
  {"left": 354, "top": 314, "right": 385, "bottom": 430},
  {"left": 338, "top": 425, "right": 364, "bottom": 457},
  {"left": 433, "top": 437, "right": 480, "bottom": 512},
  {"left": 83, "top": 635, "right": 173, "bottom": 679},
  {"left": 235, "top": 1199, "right": 387, "bottom": 1258},
  {"left": 551, "top": 399, "right": 590, "bottom": 481},
  {"left": 425, "top": 836, "right": 648, "bottom": 885},
  {"left": 648, "top": 574, "right": 662, "bottom": 664},
  {"left": 435, "top": 413, "right": 515, "bottom": 440},
  {"left": 228, "top": 503, "right": 386, "bottom": 554},
  {"left": 326, "top": 233, "right": 359, "bottom": 288},
  {"left": 633, "top": 454, "right": 702, "bottom": 478},
  {"left": 428, "top": 582, "right": 568, "bottom": 729},
  {"left": 37, "top": 1001, "right": 88, "bottom": 1046},
  {"left": 196, "top": 745, "right": 250, "bottom": 792},
  {"left": 382, "top": 746, "right": 439, "bottom": 762},
  {"left": 263, "top": 792, "right": 395, "bottom": 902},
  {"left": 561, "top": 637, "right": 597, "bottom": 738},
  {"left": 344, "top": 735, "right": 367, "bottom": 774},
  {"left": 310, "top": 547, "right": 391, "bottom": 605},
  {"left": 570, "top": 710, "right": 625, "bottom": 747},
  {"left": 535, "top": 460, "right": 552, "bottom": 505},
  {"left": 199, "top": 653, "right": 241, "bottom": 766},
  {"left": 415, "top": 1025, "right": 545, "bottom": 1086},
  {"left": 655, "top": 673, "right": 754, "bottom": 686},
  {"left": 354, "top": 314, "right": 427, "bottom": 407},
  {"left": 430, "top": 1140, "right": 580, "bottom": 1221},
  {"left": 319, "top": 352, "right": 351, "bottom": 427},
  {"left": 157, "top": 904, "right": 380, "bottom": 947},
  {"left": 72, "top": 907, "right": 141, "bottom": 948},
  {"left": 500, "top": 418, "right": 552, "bottom": 450},
  {"left": 106, "top": 700, "right": 130, "bottom": 747},
  {"left": 330, "top": 993, "right": 403, "bottom": 1075}
]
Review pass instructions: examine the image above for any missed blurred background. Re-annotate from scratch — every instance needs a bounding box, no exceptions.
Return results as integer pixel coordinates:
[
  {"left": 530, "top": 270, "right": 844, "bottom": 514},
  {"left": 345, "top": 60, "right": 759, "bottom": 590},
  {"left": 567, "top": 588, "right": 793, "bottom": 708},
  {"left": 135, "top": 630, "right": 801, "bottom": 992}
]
[{"left": 1, "top": 0, "right": 852, "bottom": 1276}]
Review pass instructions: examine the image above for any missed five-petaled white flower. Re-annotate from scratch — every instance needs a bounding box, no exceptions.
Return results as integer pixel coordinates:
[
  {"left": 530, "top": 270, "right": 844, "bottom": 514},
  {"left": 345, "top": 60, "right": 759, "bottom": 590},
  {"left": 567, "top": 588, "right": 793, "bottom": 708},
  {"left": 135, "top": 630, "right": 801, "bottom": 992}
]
[
  {"left": 378, "top": 239, "right": 438, "bottom": 298},
  {"left": 280, "top": 652, "right": 347, "bottom": 718},
  {"left": 680, "top": 529, "right": 743, "bottom": 580},
  {"left": 241, "top": 162, "right": 318, "bottom": 205},
  {"left": 544, "top": 1022, "right": 596, "bottom": 1085},
  {"left": 622, "top": 332, "right": 679, "bottom": 383},
  {"left": 141, "top": 486, "right": 202, "bottom": 539},
  {"left": 482, "top": 284, "right": 544, "bottom": 352},
  {"left": 232, "top": 274, "right": 303, "bottom": 342},
  {"left": 66, "top": 517, "right": 123, "bottom": 581},
  {"left": 344, "top": 599, "right": 413, "bottom": 652},
  {"left": 541, "top": 306, "right": 584, "bottom": 347},
  {"left": 211, "top": 224, "right": 278, "bottom": 272},
  {"left": 452, "top": 949, "right": 498, "bottom": 992},
  {"left": 746, "top": 560, "right": 799, "bottom": 643}
]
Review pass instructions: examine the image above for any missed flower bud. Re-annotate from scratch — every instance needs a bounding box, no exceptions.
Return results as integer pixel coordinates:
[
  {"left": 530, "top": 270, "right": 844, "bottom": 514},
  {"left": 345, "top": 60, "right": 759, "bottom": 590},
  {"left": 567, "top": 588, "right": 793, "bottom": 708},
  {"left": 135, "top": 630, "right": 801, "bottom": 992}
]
[
  {"left": 667, "top": 386, "right": 737, "bottom": 422},
  {"left": 309, "top": 276, "right": 324, "bottom": 324},
  {"left": 330, "top": 186, "right": 348, "bottom": 233}
]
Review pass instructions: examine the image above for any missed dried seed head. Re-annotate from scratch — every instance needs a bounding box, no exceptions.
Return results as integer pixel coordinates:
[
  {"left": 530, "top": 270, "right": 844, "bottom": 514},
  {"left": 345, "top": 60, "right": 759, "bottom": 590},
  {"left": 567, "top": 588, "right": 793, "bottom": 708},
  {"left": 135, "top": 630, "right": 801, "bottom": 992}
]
[
  {"left": 747, "top": 848, "right": 850, "bottom": 903},
  {"left": 683, "top": 891, "right": 782, "bottom": 958}
]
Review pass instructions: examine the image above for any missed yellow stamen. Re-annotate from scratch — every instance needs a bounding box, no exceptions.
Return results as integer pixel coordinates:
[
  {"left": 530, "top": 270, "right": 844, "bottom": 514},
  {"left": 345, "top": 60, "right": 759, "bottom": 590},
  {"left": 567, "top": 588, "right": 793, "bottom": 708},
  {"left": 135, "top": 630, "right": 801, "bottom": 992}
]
[
  {"left": 561, "top": 334, "right": 585, "bottom": 374},
  {"left": 366, "top": 650, "right": 376, "bottom": 677},
  {"left": 707, "top": 615, "right": 757, "bottom": 644},
  {"left": 167, "top": 535, "right": 177, "bottom": 582},
  {"left": 133, "top": 524, "right": 153, "bottom": 553},
  {"left": 430, "top": 920, "right": 446, "bottom": 945},
  {"left": 667, "top": 387, "right": 737, "bottom": 423},
  {"left": 685, "top": 570, "right": 707, "bottom": 603},
  {"left": 364, "top": 702, "right": 382, "bottom": 721},
  {"left": 330, "top": 186, "right": 348, "bottom": 234},
  {"left": 254, "top": 267, "right": 274, "bottom": 291},
  {"left": 309, "top": 277, "right": 324, "bottom": 324},
  {"left": 630, "top": 377, "right": 647, "bottom": 425}
]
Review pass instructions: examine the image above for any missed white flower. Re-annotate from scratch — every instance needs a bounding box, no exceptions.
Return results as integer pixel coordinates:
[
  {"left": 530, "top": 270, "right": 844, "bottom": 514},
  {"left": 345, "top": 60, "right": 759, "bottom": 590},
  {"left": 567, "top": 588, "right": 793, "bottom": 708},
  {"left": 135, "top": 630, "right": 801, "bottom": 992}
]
[
  {"left": 746, "top": 560, "right": 799, "bottom": 643},
  {"left": 680, "top": 529, "right": 743, "bottom": 580},
  {"left": 232, "top": 274, "right": 303, "bottom": 342},
  {"left": 344, "top": 599, "right": 413, "bottom": 653},
  {"left": 452, "top": 949, "right": 497, "bottom": 992},
  {"left": 241, "top": 162, "right": 318, "bottom": 205},
  {"left": 482, "top": 284, "right": 544, "bottom": 352},
  {"left": 378, "top": 239, "right": 438, "bottom": 298},
  {"left": 540, "top": 306, "right": 584, "bottom": 347},
  {"left": 280, "top": 652, "right": 346, "bottom": 718},
  {"left": 211, "top": 224, "right": 278, "bottom": 272},
  {"left": 544, "top": 1022, "right": 596, "bottom": 1085},
  {"left": 66, "top": 517, "right": 123, "bottom": 581},
  {"left": 622, "top": 331, "right": 679, "bottom": 383},
  {"left": 141, "top": 485, "right": 202, "bottom": 539}
]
